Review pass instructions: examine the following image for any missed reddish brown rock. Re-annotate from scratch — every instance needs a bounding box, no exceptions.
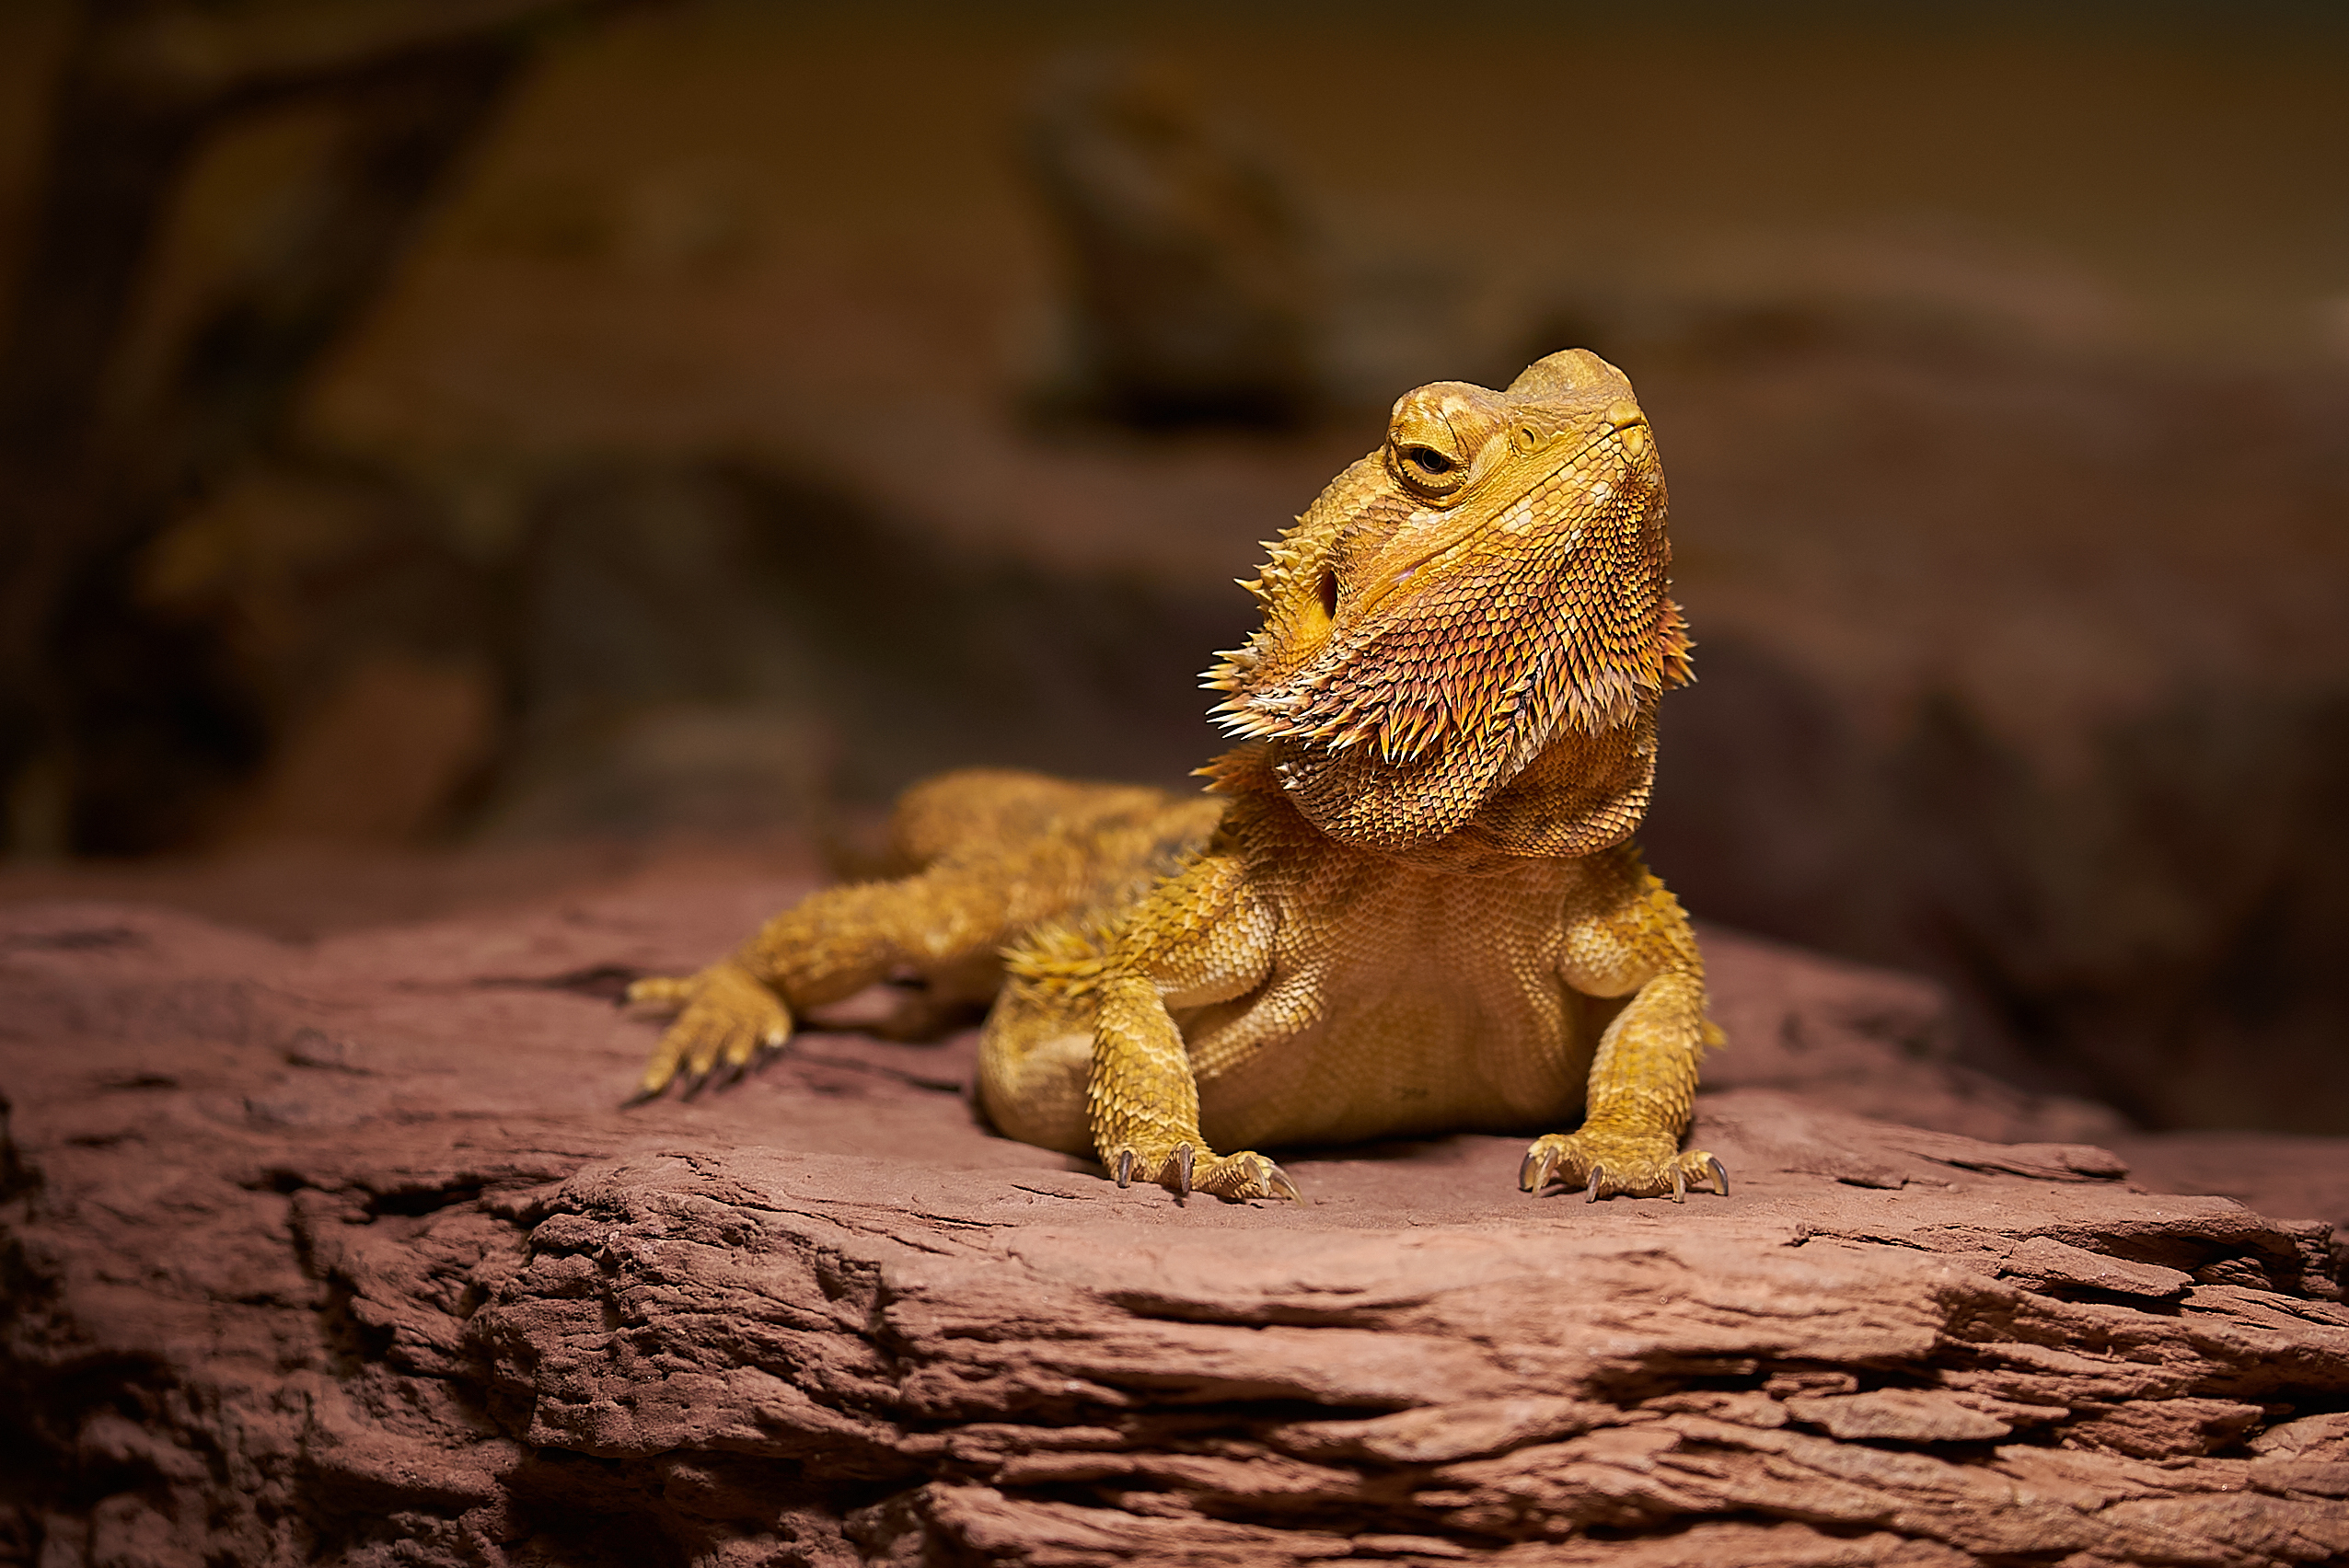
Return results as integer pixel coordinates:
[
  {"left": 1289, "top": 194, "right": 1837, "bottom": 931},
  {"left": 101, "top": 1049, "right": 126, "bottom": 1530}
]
[{"left": 3, "top": 868, "right": 2346, "bottom": 1566}]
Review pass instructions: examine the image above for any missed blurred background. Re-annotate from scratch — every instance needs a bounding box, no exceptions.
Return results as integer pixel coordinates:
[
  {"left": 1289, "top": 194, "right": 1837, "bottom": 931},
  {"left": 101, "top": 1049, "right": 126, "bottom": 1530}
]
[{"left": 1, "top": 0, "right": 2345, "bottom": 1133}]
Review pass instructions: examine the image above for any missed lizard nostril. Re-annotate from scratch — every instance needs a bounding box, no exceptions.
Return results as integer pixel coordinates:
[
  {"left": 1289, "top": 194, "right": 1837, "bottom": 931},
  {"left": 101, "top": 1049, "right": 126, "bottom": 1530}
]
[{"left": 1603, "top": 399, "right": 1646, "bottom": 431}]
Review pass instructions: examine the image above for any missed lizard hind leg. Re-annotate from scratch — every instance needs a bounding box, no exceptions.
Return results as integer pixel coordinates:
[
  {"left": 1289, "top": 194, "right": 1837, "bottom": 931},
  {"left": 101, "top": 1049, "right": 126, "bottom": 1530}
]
[
  {"left": 978, "top": 916, "right": 1112, "bottom": 1157},
  {"left": 625, "top": 863, "right": 1026, "bottom": 1101},
  {"left": 623, "top": 774, "right": 1226, "bottom": 1106}
]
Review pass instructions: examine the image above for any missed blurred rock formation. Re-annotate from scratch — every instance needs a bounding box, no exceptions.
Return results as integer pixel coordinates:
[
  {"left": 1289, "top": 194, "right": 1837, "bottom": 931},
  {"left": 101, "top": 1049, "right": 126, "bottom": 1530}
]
[
  {"left": 468, "top": 458, "right": 1247, "bottom": 842},
  {"left": 0, "top": 0, "right": 614, "bottom": 856},
  {"left": 1023, "top": 54, "right": 1323, "bottom": 429}
]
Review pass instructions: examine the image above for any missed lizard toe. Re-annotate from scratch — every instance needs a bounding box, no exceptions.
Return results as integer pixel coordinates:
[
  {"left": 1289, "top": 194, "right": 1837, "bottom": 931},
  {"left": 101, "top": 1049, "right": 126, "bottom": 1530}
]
[
  {"left": 624, "top": 974, "right": 695, "bottom": 1012},
  {"left": 1192, "top": 1148, "right": 1301, "bottom": 1202},
  {"left": 634, "top": 963, "right": 793, "bottom": 1101}
]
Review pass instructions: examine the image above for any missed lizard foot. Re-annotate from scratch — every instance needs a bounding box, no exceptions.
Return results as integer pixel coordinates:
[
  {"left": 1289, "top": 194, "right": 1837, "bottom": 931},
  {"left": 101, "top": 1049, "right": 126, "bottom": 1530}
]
[
  {"left": 1519, "top": 1127, "right": 1728, "bottom": 1204},
  {"left": 623, "top": 962, "right": 791, "bottom": 1101},
  {"left": 1105, "top": 1141, "right": 1303, "bottom": 1204}
]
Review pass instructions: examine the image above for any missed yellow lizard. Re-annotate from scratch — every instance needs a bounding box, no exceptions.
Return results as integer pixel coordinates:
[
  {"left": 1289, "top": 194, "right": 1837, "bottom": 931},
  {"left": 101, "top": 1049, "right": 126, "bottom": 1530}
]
[{"left": 627, "top": 349, "right": 1728, "bottom": 1205}]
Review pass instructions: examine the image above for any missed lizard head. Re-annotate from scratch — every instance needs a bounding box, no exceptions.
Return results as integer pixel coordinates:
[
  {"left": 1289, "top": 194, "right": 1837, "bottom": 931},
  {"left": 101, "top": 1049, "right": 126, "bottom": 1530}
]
[{"left": 1203, "top": 348, "right": 1692, "bottom": 856}]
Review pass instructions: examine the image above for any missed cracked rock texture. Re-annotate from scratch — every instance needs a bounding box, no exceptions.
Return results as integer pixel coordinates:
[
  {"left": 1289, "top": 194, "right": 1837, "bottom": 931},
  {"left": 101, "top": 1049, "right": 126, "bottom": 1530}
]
[{"left": 4, "top": 862, "right": 2349, "bottom": 1567}]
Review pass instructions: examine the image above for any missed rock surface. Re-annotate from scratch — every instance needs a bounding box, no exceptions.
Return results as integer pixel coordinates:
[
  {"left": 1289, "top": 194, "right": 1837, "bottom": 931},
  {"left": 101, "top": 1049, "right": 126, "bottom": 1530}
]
[{"left": 4, "top": 864, "right": 2348, "bottom": 1567}]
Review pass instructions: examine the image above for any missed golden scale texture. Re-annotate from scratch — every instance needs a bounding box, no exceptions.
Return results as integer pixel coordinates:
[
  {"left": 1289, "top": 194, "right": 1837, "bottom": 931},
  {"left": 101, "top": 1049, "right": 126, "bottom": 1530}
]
[{"left": 631, "top": 350, "right": 1726, "bottom": 1203}]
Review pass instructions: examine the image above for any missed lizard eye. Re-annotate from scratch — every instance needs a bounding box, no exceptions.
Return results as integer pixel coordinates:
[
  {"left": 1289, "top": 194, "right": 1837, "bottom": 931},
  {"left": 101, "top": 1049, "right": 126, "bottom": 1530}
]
[{"left": 1391, "top": 440, "right": 1468, "bottom": 499}]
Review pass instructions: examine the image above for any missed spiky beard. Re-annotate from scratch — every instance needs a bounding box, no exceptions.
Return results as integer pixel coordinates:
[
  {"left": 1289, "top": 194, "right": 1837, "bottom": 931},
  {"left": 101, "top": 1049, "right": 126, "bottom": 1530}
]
[{"left": 1201, "top": 459, "right": 1689, "bottom": 852}]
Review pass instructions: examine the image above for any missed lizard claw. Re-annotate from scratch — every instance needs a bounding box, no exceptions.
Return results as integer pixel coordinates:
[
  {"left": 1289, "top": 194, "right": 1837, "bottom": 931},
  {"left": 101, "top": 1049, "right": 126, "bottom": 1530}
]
[
  {"left": 1174, "top": 1143, "right": 1196, "bottom": 1199},
  {"left": 1707, "top": 1154, "right": 1731, "bottom": 1197},
  {"left": 1520, "top": 1146, "right": 1559, "bottom": 1194},
  {"left": 1264, "top": 1161, "right": 1305, "bottom": 1204},
  {"left": 1671, "top": 1165, "right": 1686, "bottom": 1204},
  {"left": 1585, "top": 1166, "right": 1606, "bottom": 1204},
  {"left": 1115, "top": 1149, "right": 1137, "bottom": 1188}
]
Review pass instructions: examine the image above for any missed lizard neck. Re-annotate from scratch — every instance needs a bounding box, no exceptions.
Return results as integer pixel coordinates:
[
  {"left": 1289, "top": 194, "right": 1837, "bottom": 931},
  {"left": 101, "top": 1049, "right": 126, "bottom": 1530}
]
[{"left": 1201, "top": 721, "right": 1655, "bottom": 876}]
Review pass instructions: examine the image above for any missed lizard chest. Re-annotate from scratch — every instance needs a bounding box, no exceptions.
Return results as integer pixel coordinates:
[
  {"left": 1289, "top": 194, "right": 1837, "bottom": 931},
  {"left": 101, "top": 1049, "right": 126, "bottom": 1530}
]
[{"left": 1181, "top": 853, "right": 1601, "bottom": 1149}]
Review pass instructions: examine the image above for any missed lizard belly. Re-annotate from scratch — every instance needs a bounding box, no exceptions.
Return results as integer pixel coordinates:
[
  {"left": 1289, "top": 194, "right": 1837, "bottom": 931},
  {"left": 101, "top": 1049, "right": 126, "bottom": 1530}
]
[{"left": 1185, "top": 859, "right": 1593, "bottom": 1150}]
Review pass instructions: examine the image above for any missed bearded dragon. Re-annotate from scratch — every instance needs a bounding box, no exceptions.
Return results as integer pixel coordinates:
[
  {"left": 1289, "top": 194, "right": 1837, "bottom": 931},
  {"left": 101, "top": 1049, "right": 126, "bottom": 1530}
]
[{"left": 627, "top": 349, "right": 1727, "bottom": 1204}]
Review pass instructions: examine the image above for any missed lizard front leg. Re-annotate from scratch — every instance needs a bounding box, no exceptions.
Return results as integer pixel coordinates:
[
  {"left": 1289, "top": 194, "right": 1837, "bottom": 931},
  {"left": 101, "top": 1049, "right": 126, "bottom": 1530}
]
[
  {"left": 1090, "top": 853, "right": 1295, "bottom": 1201},
  {"left": 1522, "top": 846, "right": 1729, "bottom": 1203}
]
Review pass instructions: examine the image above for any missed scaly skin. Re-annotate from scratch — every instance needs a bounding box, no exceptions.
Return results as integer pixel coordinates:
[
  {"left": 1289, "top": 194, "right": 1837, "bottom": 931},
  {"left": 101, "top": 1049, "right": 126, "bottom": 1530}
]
[{"left": 630, "top": 349, "right": 1728, "bottom": 1205}]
